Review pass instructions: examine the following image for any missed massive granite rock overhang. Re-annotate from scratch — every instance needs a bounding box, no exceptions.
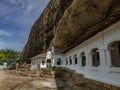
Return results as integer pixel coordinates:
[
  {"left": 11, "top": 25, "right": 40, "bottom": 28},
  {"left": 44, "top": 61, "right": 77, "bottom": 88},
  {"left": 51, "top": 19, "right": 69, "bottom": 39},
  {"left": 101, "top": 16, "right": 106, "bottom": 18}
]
[{"left": 22, "top": 0, "right": 120, "bottom": 60}]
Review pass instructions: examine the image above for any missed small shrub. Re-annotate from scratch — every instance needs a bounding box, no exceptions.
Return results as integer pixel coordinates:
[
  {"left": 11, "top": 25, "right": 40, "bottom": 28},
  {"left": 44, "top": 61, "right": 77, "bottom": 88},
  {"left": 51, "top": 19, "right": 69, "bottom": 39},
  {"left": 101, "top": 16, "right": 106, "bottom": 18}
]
[{"left": 47, "top": 67, "right": 61, "bottom": 74}]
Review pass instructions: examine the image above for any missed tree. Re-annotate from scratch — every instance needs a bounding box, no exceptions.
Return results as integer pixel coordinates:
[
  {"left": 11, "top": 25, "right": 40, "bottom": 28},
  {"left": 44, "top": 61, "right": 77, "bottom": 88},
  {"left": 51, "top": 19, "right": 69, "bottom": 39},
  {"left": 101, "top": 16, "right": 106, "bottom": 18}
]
[
  {"left": 0, "top": 49, "right": 21, "bottom": 63},
  {"left": 0, "top": 53, "right": 7, "bottom": 62}
]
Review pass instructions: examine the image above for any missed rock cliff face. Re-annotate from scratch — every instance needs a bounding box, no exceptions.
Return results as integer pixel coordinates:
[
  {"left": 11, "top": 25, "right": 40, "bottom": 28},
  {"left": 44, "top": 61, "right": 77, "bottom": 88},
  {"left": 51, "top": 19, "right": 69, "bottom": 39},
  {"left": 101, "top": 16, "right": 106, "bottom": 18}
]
[
  {"left": 51, "top": 0, "right": 120, "bottom": 49},
  {"left": 22, "top": 0, "right": 120, "bottom": 59},
  {"left": 22, "top": 0, "right": 73, "bottom": 59}
]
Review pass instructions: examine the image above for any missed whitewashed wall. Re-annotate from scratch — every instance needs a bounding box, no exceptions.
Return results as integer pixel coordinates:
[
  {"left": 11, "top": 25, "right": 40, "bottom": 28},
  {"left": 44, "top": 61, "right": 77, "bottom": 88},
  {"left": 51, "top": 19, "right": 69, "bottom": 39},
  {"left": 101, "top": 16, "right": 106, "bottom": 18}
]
[
  {"left": 31, "top": 58, "right": 47, "bottom": 69},
  {"left": 30, "top": 21, "right": 120, "bottom": 87},
  {"left": 60, "top": 21, "right": 120, "bottom": 87},
  {"left": 52, "top": 53, "right": 65, "bottom": 67}
]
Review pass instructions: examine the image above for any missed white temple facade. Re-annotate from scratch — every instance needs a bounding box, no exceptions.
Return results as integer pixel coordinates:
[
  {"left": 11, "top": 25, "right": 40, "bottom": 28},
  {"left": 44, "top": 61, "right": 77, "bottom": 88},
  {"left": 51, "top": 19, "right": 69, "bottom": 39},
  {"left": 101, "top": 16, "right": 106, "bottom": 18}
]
[
  {"left": 30, "top": 21, "right": 120, "bottom": 87},
  {"left": 30, "top": 53, "right": 47, "bottom": 69}
]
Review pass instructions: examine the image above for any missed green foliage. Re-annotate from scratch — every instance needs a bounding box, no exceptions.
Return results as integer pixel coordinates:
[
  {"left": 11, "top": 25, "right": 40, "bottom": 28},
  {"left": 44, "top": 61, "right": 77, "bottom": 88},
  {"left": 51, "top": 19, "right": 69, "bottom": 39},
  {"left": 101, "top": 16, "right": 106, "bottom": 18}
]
[
  {"left": 0, "top": 53, "right": 7, "bottom": 62},
  {"left": 54, "top": 1, "right": 60, "bottom": 9},
  {"left": 47, "top": 67, "right": 62, "bottom": 74},
  {"left": 0, "top": 48, "right": 22, "bottom": 63},
  {"left": 0, "top": 62, "right": 3, "bottom": 65}
]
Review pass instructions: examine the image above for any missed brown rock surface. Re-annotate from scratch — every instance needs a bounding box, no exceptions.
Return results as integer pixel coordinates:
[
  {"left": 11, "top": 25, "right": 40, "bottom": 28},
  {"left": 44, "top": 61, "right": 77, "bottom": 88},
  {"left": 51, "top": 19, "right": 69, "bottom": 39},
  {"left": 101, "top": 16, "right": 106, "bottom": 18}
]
[
  {"left": 51, "top": 0, "right": 120, "bottom": 49},
  {"left": 22, "top": 0, "right": 120, "bottom": 59},
  {"left": 22, "top": 0, "right": 73, "bottom": 59}
]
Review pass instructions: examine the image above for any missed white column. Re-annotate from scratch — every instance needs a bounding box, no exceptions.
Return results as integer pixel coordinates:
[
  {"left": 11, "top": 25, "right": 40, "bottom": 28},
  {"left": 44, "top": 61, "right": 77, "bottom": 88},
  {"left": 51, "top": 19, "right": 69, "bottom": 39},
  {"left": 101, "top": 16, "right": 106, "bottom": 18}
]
[
  {"left": 68, "top": 59, "right": 70, "bottom": 66},
  {"left": 77, "top": 55, "right": 79, "bottom": 66},
  {"left": 66, "top": 59, "right": 67, "bottom": 67},
  {"left": 62, "top": 59, "right": 65, "bottom": 67},
  {"left": 72, "top": 58, "right": 75, "bottom": 65},
  {"left": 85, "top": 51, "right": 91, "bottom": 67},
  {"left": 106, "top": 50, "right": 112, "bottom": 67},
  {"left": 45, "top": 60, "right": 47, "bottom": 67},
  {"left": 52, "top": 58, "right": 55, "bottom": 66},
  {"left": 88, "top": 53, "right": 92, "bottom": 67},
  {"left": 79, "top": 56, "right": 82, "bottom": 67},
  {"left": 99, "top": 49, "right": 107, "bottom": 67},
  {"left": 72, "top": 57, "right": 75, "bottom": 69}
]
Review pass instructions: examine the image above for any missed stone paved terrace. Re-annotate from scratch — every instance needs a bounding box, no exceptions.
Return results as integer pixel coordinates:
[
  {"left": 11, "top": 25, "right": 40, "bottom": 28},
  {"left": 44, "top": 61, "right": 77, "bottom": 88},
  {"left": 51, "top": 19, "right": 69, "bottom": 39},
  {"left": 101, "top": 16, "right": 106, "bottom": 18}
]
[{"left": 0, "top": 68, "right": 120, "bottom": 90}]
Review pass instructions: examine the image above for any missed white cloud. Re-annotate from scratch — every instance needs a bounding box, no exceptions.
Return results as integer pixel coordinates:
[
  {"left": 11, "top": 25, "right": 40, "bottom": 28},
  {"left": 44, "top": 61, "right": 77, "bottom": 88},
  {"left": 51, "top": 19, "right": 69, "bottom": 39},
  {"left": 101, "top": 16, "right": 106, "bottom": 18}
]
[
  {"left": 0, "top": 0, "right": 50, "bottom": 28},
  {"left": 0, "top": 30, "right": 11, "bottom": 37},
  {"left": 0, "top": 0, "right": 50, "bottom": 51},
  {"left": 0, "top": 0, "right": 50, "bottom": 30}
]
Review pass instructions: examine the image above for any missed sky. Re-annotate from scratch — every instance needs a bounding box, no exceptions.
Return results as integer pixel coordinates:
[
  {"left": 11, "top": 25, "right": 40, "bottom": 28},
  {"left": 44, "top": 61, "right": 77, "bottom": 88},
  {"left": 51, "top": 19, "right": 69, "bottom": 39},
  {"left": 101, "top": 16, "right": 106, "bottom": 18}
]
[{"left": 0, "top": 0, "right": 50, "bottom": 51}]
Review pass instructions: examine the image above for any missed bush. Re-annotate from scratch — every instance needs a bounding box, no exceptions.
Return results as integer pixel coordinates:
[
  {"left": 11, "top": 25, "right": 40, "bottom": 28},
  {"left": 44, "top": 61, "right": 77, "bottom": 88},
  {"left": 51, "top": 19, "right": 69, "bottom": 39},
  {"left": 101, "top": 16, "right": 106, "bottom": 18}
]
[
  {"left": 0, "top": 62, "right": 3, "bottom": 65},
  {"left": 47, "top": 67, "right": 62, "bottom": 74}
]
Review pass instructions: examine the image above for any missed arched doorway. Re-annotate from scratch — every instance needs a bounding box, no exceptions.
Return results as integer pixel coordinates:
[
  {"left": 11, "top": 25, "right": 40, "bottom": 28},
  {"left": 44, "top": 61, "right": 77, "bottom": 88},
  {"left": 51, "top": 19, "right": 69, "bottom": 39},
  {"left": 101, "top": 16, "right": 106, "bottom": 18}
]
[
  {"left": 80, "top": 52, "right": 86, "bottom": 67},
  {"left": 108, "top": 41, "right": 120, "bottom": 67},
  {"left": 46, "top": 59, "right": 51, "bottom": 67},
  {"left": 56, "top": 58, "right": 61, "bottom": 65},
  {"left": 91, "top": 48, "right": 100, "bottom": 67},
  {"left": 74, "top": 55, "right": 78, "bottom": 64}
]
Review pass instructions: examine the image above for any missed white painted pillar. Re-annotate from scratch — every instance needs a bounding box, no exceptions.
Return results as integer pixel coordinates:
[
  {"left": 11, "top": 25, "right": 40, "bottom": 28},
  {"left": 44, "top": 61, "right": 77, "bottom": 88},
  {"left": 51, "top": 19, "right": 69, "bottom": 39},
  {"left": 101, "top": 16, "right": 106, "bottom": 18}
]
[
  {"left": 106, "top": 50, "right": 112, "bottom": 67},
  {"left": 79, "top": 56, "right": 82, "bottom": 67},
  {"left": 88, "top": 53, "right": 92, "bottom": 67},
  {"left": 76, "top": 55, "right": 79, "bottom": 66},
  {"left": 65, "top": 59, "right": 67, "bottom": 67},
  {"left": 52, "top": 58, "right": 56, "bottom": 66},
  {"left": 62, "top": 59, "right": 65, "bottom": 67},
  {"left": 72, "top": 56, "right": 74, "bottom": 65},
  {"left": 68, "top": 58, "right": 70, "bottom": 66},
  {"left": 64, "top": 59, "right": 66, "bottom": 67},
  {"left": 75, "top": 55, "right": 79, "bottom": 68},
  {"left": 85, "top": 52, "right": 89, "bottom": 67},
  {"left": 72, "top": 57, "right": 75, "bottom": 69},
  {"left": 39, "top": 60, "right": 41, "bottom": 64},
  {"left": 45, "top": 59, "right": 47, "bottom": 67},
  {"left": 99, "top": 49, "right": 107, "bottom": 67}
]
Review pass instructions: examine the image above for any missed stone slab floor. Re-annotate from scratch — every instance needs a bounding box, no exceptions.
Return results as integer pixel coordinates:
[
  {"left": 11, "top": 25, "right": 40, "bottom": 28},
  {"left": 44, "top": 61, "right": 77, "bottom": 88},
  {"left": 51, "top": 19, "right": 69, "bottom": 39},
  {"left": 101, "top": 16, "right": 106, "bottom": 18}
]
[
  {"left": 1, "top": 69, "right": 118, "bottom": 90},
  {"left": 0, "top": 70, "right": 59, "bottom": 90}
]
